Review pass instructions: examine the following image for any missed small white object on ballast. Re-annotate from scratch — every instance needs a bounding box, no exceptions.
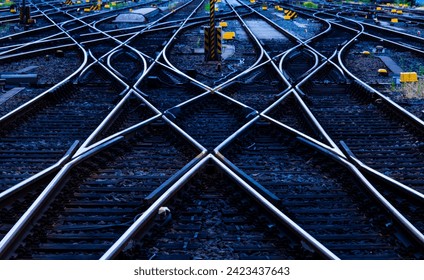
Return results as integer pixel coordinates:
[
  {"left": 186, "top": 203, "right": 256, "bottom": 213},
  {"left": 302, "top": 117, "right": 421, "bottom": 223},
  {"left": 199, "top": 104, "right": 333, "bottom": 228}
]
[{"left": 158, "top": 207, "right": 170, "bottom": 215}]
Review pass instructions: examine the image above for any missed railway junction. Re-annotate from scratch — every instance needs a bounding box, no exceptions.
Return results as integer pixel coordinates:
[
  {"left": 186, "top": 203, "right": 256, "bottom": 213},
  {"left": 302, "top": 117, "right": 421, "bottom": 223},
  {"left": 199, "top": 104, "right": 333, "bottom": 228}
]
[{"left": 0, "top": 0, "right": 423, "bottom": 260}]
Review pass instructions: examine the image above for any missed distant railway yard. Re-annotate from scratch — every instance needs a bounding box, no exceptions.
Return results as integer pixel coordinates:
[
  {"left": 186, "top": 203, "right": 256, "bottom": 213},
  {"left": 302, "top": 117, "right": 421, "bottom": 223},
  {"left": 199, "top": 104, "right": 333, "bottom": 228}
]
[{"left": 0, "top": 0, "right": 423, "bottom": 260}]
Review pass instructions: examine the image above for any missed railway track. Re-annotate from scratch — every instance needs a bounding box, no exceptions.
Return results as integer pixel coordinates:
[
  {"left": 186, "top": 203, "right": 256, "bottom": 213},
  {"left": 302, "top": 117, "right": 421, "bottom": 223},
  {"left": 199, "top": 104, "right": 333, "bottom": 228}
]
[
  {"left": 0, "top": 64, "right": 125, "bottom": 192},
  {"left": 299, "top": 64, "right": 424, "bottom": 195},
  {"left": 136, "top": 64, "right": 206, "bottom": 112},
  {"left": 280, "top": 48, "right": 317, "bottom": 84},
  {"left": 308, "top": 24, "right": 356, "bottom": 58},
  {"left": 1, "top": 119, "right": 201, "bottom": 260},
  {"left": 108, "top": 48, "right": 144, "bottom": 84},
  {"left": 1, "top": 2, "right": 424, "bottom": 260},
  {"left": 165, "top": 93, "right": 257, "bottom": 151},
  {"left": 341, "top": 33, "right": 424, "bottom": 118},
  {"left": 218, "top": 119, "right": 424, "bottom": 259},
  {"left": 117, "top": 160, "right": 324, "bottom": 260},
  {"left": 129, "top": 26, "right": 175, "bottom": 59},
  {"left": 219, "top": 63, "right": 288, "bottom": 112}
]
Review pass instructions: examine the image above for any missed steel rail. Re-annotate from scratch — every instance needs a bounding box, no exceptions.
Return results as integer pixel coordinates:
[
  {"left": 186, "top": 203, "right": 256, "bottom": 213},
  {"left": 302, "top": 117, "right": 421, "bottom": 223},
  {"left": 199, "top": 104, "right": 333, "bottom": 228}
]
[
  {"left": 100, "top": 153, "right": 339, "bottom": 260},
  {"left": 0, "top": 42, "right": 77, "bottom": 60},
  {"left": 211, "top": 1, "right": 291, "bottom": 93},
  {"left": 261, "top": 89, "right": 343, "bottom": 156},
  {"left": 65, "top": 1, "right": 205, "bottom": 92},
  {"left": 73, "top": 89, "right": 161, "bottom": 158},
  {"left": 161, "top": 0, "right": 221, "bottom": 83},
  {"left": 0, "top": 82, "right": 207, "bottom": 256},
  {"left": 81, "top": 0, "right": 201, "bottom": 61},
  {"left": 212, "top": 115, "right": 282, "bottom": 204},
  {"left": 159, "top": 0, "right": 289, "bottom": 92},
  {"left": 337, "top": 34, "right": 424, "bottom": 130},
  {"left": 163, "top": 91, "right": 212, "bottom": 115},
  {"left": 0, "top": 140, "right": 79, "bottom": 204},
  {"left": 296, "top": 136, "right": 424, "bottom": 247},
  {"left": 211, "top": 155, "right": 339, "bottom": 260},
  {"left": 278, "top": 45, "right": 320, "bottom": 86},
  {"left": 224, "top": 2, "right": 265, "bottom": 69},
  {"left": 0, "top": 136, "right": 124, "bottom": 259},
  {"left": 106, "top": 45, "right": 148, "bottom": 83},
  {"left": 339, "top": 141, "right": 424, "bottom": 203},
  {"left": 99, "top": 154, "right": 210, "bottom": 260},
  {"left": 76, "top": 49, "right": 130, "bottom": 92},
  {"left": 0, "top": 25, "right": 64, "bottom": 51},
  {"left": 147, "top": 53, "right": 214, "bottom": 92},
  {"left": 0, "top": 47, "right": 88, "bottom": 127},
  {"left": 0, "top": 33, "right": 69, "bottom": 53}
]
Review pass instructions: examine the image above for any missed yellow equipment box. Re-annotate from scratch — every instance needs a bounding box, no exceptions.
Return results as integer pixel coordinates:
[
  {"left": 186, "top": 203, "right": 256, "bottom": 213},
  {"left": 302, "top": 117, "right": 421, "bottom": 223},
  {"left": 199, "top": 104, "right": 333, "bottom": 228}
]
[
  {"left": 400, "top": 72, "right": 418, "bottom": 82},
  {"left": 223, "top": 32, "right": 235, "bottom": 40}
]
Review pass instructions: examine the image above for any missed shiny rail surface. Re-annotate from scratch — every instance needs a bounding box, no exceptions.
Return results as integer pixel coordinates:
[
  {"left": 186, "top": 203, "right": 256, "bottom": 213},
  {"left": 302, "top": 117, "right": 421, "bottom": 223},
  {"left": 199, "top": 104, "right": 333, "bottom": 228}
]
[{"left": 0, "top": 0, "right": 423, "bottom": 260}]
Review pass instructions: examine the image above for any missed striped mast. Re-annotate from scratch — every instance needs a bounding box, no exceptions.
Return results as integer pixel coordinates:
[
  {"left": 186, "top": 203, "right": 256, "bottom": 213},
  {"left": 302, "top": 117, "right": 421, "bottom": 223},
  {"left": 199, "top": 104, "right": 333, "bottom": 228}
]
[{"left": 209, "top": 0, "right": 216, "bottom": 60}]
